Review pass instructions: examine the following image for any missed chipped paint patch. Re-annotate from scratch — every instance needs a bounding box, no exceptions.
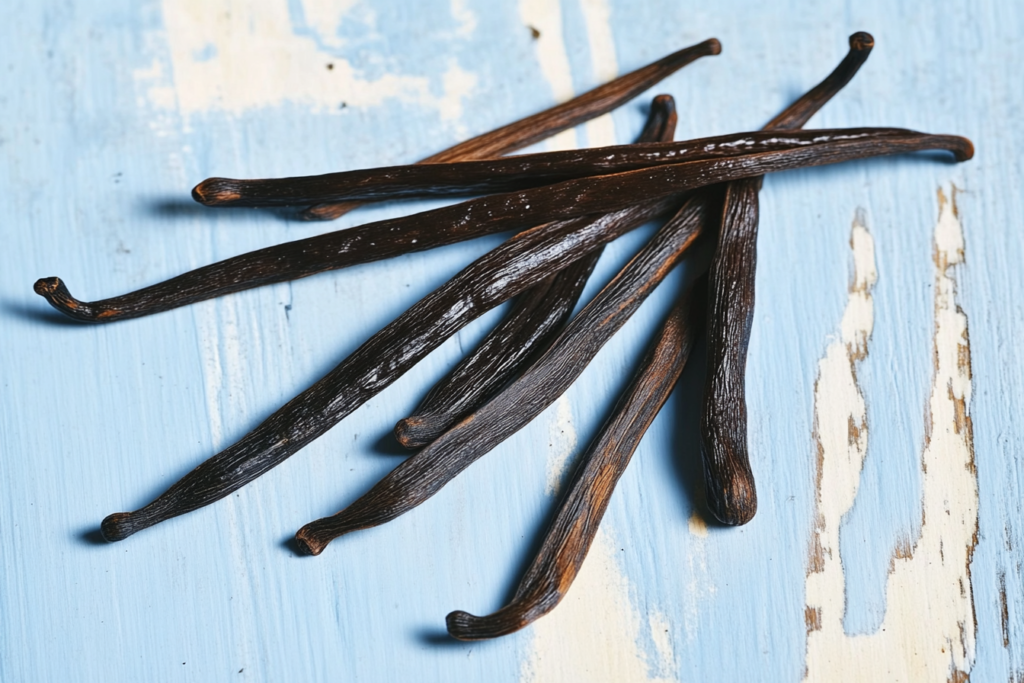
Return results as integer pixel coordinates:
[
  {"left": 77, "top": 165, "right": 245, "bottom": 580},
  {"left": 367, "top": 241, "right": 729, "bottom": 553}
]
[
  {"left": 154, "top": 0, "right": 476, "bottom": 119},
  {"left": 517, "top": 0, "right": 577, "bottom": 151},
  {"left": 450, "top": 0, "right": 477, "bottom": 37},
  {"left": 804, "top": 191, "right": 979, "bottom": 681},
  {"left": 648, "top": 611, "right": 677, "bottom": 679},
  {"left": 520, "top": 528, "right": 674, "bottom": 683},
  {"left": 578, "top": 0, "right": 618, "bottom": 148},
  {"left": 544, "top": 394, "right": 576, "bottom": 495}
]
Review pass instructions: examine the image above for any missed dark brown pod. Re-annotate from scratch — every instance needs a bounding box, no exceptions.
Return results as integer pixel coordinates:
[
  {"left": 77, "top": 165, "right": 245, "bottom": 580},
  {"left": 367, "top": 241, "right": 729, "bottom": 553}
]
[
  {"left": 193, "top": 127, "right": 917, "bottom": 208},
  {"left": 293, "top": 191, "right": 719, "bottom": 556},
  {"left": 300, "top": 38, "right": 720, "bottom": 220},
  {"left": 97, "top": 196, "right": 681, "bottom": 542},
  {"left": 701, "top": 31, "right": 874, "bottom": 525},
  {"left": 446, "top": 277, "right": 706, "bottom": 640},
  {"left": 36, "top": 127, "right": 970, "bottom": 323},
  {"left": 394, "top": 94, "right": 678, "bottom": 449}
]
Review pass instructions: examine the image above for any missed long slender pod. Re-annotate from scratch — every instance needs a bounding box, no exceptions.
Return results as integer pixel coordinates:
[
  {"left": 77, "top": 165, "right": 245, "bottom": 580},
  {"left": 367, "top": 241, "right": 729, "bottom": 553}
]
[
  {"left": 196, "top": 127, "right": 916, "bottom": 207},
  {"left": 700, "top": 31, "right": 874, "bottom": 525}
]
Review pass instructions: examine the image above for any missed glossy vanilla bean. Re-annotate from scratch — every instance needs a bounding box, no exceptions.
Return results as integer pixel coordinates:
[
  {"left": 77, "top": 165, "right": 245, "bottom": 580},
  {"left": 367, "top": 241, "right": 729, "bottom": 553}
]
[
  {"left": 447, "top": 277, "right": 706, "bottom": 640},
  {"left": 98, "top": 197, "right": 682, "bottom": 542},
  {"left": 701, "top": 32, "right": 874, "bottom": 525},
  {"left": 394, "top": 94, "right": 678, "bottom": 449},
  {"left": 193, "top": 127, "right": 919, "bottom": 207},
  {"left": 36, "top": 128, "right": 971, "bottom": 323},
  {"left": 293, "top": 191, "right": 719, "bottom": 556},
  {"left": 300, "top": 38, "right": 720, "bottom": 220}
]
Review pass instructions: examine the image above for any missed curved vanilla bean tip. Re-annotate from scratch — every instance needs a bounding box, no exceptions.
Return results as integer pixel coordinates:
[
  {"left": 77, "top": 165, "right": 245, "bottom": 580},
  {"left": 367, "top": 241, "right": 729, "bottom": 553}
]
[
  {"left": 700, "top": 451, "right": 757, "bottom": 526},
  {"left": 392, "top": 415, "right": 433, "bottom": 449},
  {"left": 446, "top": 611, "right": 486, "bottom": 639},
  {"left": 295, "top": 518, "right": 353, "bottom": 555},
  {"left": 100, "top": 512, "right": 144, "bottom": 542},
  {"left": 948, "top": 136, "right": 975, "bottom": 161},
  {"left": 446, "top": 606, "right": 542, "bottom": 641},
  {"left": 192, "top": 178, "right": 242, "bottom": 206},
  {"left": 293, "top": 530, "right": 326, "bottom": 556},
  {"left": 298, "top": 38, "right": 718, "bottom": 221},
  {"left": 849, "top": 31, "right": 874, "bottom": 51},
  {"left": 33, "top": 277, "right": 107, "bottom": 321},
  {"left": 765, "top": 31, "right": 874, "bottom": 132}
]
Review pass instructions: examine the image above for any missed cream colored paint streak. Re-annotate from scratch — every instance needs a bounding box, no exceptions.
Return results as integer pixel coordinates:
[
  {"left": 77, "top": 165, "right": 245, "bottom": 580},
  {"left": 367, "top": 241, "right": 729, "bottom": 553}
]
[
  {"left": 153, "top": 0, "right": 476, "bottom": 119},
  {"left": 804, "top": 191, "right": 978, "bottom": 682},
  {"left": 648, "top": 611, "right": 675, "bottom": 674},
  {"left": 450, "top": 0, "right": 477, "bottom": 37},
  {"left": 518, "top": 0, "right": 577, "bottom": 151},
  {"left": 578, "top": 0, "right": 618, "bottom": 147},
  {"left": 520, "top": 528, "right": 676, "bottom": 683},
  {"left": 301, "top": 0, "right": 359, "bottom": 51}
]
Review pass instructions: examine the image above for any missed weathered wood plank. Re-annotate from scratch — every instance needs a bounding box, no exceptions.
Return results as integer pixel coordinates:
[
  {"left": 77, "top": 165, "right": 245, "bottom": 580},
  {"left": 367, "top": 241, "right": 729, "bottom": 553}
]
[{"left": 0, "top": 1, "right": 1019, "bottom": 681}]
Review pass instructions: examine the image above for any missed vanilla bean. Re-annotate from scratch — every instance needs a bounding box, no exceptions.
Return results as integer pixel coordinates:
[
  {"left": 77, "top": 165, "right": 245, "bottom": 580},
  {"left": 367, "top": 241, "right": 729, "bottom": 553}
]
[
  {"left": 194, "top": 127, "right": 918, "bottom": 207},
  {"left": 293, "top": 192, "right": 719, "bottom": 556},
  {"left": 37, "top": 128, "right": 970, "bottom": 323},
  {"left": 447, "top": 277, "right": 706, "bottom": 640},
  {"left": 300, "top": 38, "right": 720, "bottom": 220},
  {"left": 394, "top": 94, "right": 678, "bottom": 449},
  {"left": 98, "top": 197, "right": 682, "bottom": 542},
  {"left": 701, "top": 31, "right": 874, "bottom": 525}
]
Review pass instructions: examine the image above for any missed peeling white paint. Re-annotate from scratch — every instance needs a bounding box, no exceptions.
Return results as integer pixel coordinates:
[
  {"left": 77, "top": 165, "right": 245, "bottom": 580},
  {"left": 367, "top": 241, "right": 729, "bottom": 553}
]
[
  {"left": 520, "top": 528, "right": 674, "bottom": 683},
  {"left": 450, "top": 0, "right": 477, "bottom": 37},
  {"left": 300, "top": 0, "right": 360, "bottom": 51},
  {"left": 154, "top": 0, "right": 476, "bottom": 119},
  {"left": 839, "top": 208, "right": 877, "bottom": 359},
  {"left": 133, "top": 57, "right": 178, "bottom": 126},
  {"left": 804, "top": 191, "right": 979, "bottom": 682},
  {"left": 578, "top": 0, "right": 618, "bottom": 147},
  {"left": 544, "top": 394, "right": 576, "bottom": 495},
  {"left": 518, "top": 0, "right": 577, "bottom": 151},
  {"left": 648, "top": 610, "right": 677, "bottom": 678}
]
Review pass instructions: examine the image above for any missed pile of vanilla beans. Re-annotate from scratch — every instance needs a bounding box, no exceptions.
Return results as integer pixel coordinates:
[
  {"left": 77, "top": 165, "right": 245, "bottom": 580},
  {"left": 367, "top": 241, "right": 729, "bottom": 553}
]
[{"left": 35, "top": 33, "right": 971, "bottom": 639}]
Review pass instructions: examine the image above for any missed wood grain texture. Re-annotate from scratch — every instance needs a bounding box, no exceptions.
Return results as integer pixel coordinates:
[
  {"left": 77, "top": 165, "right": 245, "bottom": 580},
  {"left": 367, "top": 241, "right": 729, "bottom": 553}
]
[{"left": 1, "top": 1, "right": 1019, "bottom": 682}]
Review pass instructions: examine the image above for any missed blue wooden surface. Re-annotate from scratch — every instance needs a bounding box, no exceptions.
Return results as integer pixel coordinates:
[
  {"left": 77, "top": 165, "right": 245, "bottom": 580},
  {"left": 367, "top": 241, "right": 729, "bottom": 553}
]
[{"left": 1, "top": 1, "right": 1020, "bottom": 681}]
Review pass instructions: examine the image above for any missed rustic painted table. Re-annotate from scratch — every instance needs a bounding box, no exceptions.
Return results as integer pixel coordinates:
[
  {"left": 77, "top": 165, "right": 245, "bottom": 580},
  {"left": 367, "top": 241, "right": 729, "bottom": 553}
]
[{"left": 2, "top": 1, "right": 1020, "bottom": 681}]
